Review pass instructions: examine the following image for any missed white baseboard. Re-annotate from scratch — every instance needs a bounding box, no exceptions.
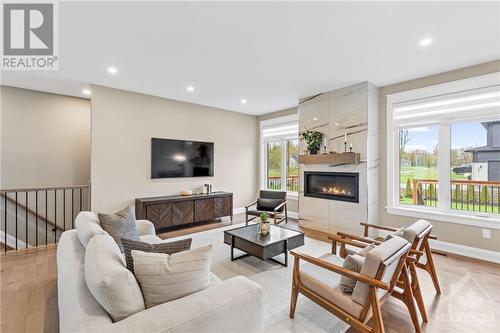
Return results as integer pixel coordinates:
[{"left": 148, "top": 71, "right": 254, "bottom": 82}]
[
  {"left": 233, "top": 207, "right": 299, "bottom": 220},
  {"left": 377, "top": 230, "right": 500, "bottom": 264},
  {"left": 0, "top": 231, "right": 30, "bottom": 250},
  {"left": 429, "top": 239, "right": 500, "bottom": 264}
]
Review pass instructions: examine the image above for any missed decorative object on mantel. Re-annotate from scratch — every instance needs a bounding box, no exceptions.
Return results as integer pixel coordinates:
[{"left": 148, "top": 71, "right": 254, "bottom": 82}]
[
  {"left": 298, "top": 152, "right": 360, "bottom": 166},
  {"left": 349, "top": 143, "right": 353, "bottom": 153},
  {"left": 301, "top": 129, "right": 324, "bottom": 155},
  {"left": 344, "top": 132, "right": 347, "bottom": 153},
  {"left": 258, "top": 212, "right": 270, "bottom": 236},
  {"left": 322, "top": 137, "right": 328, "bottom": 154},
  {"left": 180, "top": 190, "right": 193, "bottom": 196}
]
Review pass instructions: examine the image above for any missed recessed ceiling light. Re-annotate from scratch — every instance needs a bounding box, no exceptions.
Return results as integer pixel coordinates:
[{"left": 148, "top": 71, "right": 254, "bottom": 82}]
[
  {"left": 335, "top": 122, "right": 340, "bottom": 126},
  {"left": 313, "top": 117, "right": 318, "bottom": 121},
  {"left": 240, "top": 98, "right": 247, "bottom": 104},
  {"left": 82, "top": 89, "right": 91, "bottom": 96},
  {"left": 419, "top": 37, "right": 433, "bottom": 47},
  {"left": 107, "top": 66, "right": 118, "bottom": 74},
  {"left": 186, "top": 85, "right": 195, "bottom": 92}
]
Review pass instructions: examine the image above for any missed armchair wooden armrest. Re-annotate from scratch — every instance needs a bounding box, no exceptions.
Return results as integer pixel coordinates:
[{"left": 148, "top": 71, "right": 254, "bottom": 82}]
[
  {"left": 360, "top": 222, "right": 399, "bottom": 236},
  {"left": 245, "top": 200, "right": 258, "bottom": 209},
  {"left": 290, "top": 251, "right": 390, "bottom": 290},
  {"left": 273, "top": 200, "right": 287, "bottom": 213},
  {"left": 335, "top": 232, "right": 382, "bottom": 245},
  {"left": 328, "top": 234, "right": 373, "bottom": 257}
]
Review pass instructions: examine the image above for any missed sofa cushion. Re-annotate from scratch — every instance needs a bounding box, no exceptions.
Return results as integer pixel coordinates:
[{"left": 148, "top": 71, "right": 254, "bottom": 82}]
[
  {"left": 339, "top": 254, "right": 365, "bottom": 293},
  {"left": 98, "top": 207, "right": 140, "bottom": 252},
  {"left": 84, "top": 234, "right": 145, "bottom": 322},
  {"left": 75, "top": 211, "right": 108, "bottom": 248},
  {"left": 132, "top": 245, "right": 212, "bottom": 308},
  {"left": 122, "top": 238, "right": 192, "bottom": 273}
]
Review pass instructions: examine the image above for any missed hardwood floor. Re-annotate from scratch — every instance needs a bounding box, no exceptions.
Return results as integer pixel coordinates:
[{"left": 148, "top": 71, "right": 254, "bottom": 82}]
[{"left": 1, "top": 215, "right": 499, "bottom": 333}]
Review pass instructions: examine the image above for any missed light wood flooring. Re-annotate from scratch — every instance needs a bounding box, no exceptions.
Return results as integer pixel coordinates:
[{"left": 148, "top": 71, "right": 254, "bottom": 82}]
[{"left": 1, "top": 214, "right": 499, "bottom": 333}]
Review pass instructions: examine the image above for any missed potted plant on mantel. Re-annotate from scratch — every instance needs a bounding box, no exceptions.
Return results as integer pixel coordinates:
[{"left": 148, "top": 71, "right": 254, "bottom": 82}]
[
  {"left": 302, "top": 129, "right": 324, "bottom": 155},
  {"left": 258, "top": 212, "right": 270, "bottom": 236}
]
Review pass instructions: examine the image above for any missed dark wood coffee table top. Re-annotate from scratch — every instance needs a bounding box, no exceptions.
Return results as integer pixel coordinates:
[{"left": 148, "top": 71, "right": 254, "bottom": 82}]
[
  {"left": 224, "top": 224, "right": 302, "bottom": 245},
  {"left": 224, "top": 224, "right": 305, "bottom": 266}
]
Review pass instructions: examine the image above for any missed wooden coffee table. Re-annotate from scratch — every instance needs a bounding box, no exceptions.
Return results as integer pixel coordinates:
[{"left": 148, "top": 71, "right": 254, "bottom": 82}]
[{"left": 223, "top": 224, "right": 304, "bottom": 267}]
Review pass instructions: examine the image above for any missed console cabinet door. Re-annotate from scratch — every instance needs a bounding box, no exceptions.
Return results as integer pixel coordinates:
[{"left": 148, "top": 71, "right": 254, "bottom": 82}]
[
  {"left": 171, "top": 201, "right": 194, "bottom": 226},
  {"left": 194, "top": 199, "right": 214, "bottom": 222},
  {"left": 214, "top": 196, "right": 231, "bottom": 218},
  {"left": 146, "top": 203, "right": 172, "bottom": 229}
]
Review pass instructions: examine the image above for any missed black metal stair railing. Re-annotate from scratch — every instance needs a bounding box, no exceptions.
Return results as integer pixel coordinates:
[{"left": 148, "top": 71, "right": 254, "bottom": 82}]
[{"left": 1, "top": 184, "right": 90, "bottom": 252}]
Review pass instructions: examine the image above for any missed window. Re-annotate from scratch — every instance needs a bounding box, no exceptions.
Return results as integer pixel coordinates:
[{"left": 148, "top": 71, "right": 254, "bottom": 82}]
[
  {"left": 387, "top": 73, "right": 500, "bottom": 227},
  {"left": 260, "top": 115, "right": 299, "bottom": 194},
  {"left": 399, "top": 126, "right": 438, "bottom": 207}
]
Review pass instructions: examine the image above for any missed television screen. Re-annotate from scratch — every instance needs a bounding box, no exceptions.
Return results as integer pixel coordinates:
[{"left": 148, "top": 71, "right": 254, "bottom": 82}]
[{"left": 151, "top": 138, "right": 214, "bottom": 178}]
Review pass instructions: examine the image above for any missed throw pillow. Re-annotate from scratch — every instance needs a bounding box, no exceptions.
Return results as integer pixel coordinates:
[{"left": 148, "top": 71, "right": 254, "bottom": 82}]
[
  {"left": 339, "top": 254, "right": 365, "bottom": 293},
  {"left": 84, "top": 234, "right": 145, "bottom": 322},
  {"left": 75, "top": 211, "right": 108, "bottom": 248},
  {"left": 132, "top": 245, "right": 213, "bottom": 308},
  {"left": 384, "top": 226, "right": 406, "bottom": 241},
  {"left": 357, "top": 243, "right": 376, "bottom": 257},
  {"left": 257, "top": 198, "right": 284, "bottom": 212},
  {"left": 121, "top": 238, "right": 193, "bottom": 273},
  {"left": 98, "top": 207, "right": 140, "bottom": 252}
]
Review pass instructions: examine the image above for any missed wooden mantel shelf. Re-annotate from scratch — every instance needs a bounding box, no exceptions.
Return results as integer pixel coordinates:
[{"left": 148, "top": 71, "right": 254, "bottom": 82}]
[{"left": 298, "top": 152, "right": 360, "bottom": 166}]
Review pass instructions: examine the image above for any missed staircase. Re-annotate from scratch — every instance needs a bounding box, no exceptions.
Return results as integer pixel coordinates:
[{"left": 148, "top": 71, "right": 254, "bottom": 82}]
[{"left": 0, "top": 185, "right": 90, "bottom": 251}]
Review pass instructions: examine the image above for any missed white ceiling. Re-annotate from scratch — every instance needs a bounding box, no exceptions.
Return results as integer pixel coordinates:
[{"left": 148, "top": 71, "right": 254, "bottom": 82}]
[{"left": 2, "top": 1, "right": 499, "bottom": 115}]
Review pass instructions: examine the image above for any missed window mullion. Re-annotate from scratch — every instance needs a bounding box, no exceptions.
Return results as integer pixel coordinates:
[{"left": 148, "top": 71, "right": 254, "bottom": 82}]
[
  {"left": 281, "top": 139, "right": 287, "bottom": 191},
  {"left": 438, "top": 125, "right": 451, "bottom": 210}
]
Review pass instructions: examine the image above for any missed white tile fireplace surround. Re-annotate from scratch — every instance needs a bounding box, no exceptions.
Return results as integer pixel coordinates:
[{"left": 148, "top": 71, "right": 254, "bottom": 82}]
[{"left": 298, "top": 82, "right": 379, "bottom": 236}]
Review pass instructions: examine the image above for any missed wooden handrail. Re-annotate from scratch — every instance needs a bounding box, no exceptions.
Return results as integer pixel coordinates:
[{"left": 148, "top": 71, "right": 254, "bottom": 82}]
[
  {"left": 0, "top": 184, "right": 89, "bottom": 193},
  {"left": 412, "top": 179, "right": 500, "bottom": 186}
]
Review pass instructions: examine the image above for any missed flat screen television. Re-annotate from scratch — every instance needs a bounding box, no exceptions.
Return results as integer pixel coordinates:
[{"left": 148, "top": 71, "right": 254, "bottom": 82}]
[{"left": 151, "top": 138, "right": 214, "bottom": 178}]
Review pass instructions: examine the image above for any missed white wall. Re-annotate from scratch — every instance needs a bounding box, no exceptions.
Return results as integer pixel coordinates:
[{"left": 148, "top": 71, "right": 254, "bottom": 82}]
[
  {"left": 90, "top": 85, "right": 259, "bottom": 213},
  {"left": 0, "top": 86, "right": 91, "bottom": 188}
]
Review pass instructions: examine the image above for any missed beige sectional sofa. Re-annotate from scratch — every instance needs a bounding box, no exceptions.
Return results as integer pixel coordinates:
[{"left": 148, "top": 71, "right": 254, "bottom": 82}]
[{"left": 57, "top": 211, "right": 264, "bottom": 333}]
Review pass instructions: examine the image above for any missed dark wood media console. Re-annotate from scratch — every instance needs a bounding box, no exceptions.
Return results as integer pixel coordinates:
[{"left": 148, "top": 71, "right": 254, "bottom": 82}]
[{"left": 135, "top": 192, "right": 233, "bottom": 231}]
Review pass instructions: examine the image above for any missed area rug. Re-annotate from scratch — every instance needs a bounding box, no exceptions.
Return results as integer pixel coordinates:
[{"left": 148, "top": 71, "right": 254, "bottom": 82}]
[{"left": 168, "top": 224, "right": 350, "bottom": 333}]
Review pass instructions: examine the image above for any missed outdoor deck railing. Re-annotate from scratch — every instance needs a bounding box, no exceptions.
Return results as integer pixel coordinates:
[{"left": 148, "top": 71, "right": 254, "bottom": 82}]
[
  {"left": 406, "top": 179, "right": 500, "bottom": 214},
  {"left": 267, "top": 176, "right": 299, "bottom": 192}
]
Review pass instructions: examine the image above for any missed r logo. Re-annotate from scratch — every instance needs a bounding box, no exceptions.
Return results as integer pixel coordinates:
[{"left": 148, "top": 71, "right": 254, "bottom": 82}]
[{"left": 3, "top": 3, "right": 53, "bottom": 55}]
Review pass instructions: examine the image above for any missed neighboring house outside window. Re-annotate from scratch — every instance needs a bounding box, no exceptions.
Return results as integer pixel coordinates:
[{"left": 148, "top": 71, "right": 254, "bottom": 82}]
[
  {"left": 260, "top": 114, "right": 299, "bottom": 195},
  {"left": 387, "top": 73, "right": 500, "bottom": 228}
]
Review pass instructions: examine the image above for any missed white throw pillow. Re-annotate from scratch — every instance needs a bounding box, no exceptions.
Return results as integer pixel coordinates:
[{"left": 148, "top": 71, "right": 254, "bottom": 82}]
[
  {"left": 132, "top": 245, "right": 213, "bottom": 308},
  {"left": 84, "top": 234, "right": 145, "bottom": 322},
  {"left": 75, "top": 211, "right": 107, "bottom": 248}
]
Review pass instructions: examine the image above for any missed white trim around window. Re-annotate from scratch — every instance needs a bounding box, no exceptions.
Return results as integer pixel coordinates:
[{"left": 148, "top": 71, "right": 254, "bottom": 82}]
[
  {"left": 260, "top": 114, "right": 299, "bottom": 198},
  {"left": 386, "top": 72, "right": 500, "bottom": 229}
]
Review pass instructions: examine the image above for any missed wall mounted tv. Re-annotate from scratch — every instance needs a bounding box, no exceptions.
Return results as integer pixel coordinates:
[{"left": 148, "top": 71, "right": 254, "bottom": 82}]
[{"left": 151, "top": 138, "right": 214, "bottom": 178}]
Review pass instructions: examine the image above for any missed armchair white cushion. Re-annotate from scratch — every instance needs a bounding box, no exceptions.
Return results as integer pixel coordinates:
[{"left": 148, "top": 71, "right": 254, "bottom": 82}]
[{"left": 299, "top": 253, "right": 364, "bottom": 318}]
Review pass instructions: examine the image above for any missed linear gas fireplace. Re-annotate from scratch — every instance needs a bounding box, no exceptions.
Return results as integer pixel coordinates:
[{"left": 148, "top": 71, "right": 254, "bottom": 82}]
[{"left": 304, "top": 171, "right": 359, "bottom": 203}]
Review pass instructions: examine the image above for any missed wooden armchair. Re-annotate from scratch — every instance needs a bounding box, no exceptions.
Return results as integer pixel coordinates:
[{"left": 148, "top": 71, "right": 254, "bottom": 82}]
[
  {"left": 290, "top": 236, "right": 415, "bottom": 333},
  {"left": 333, "top": 219, "right": 441, "bottom": 295},
  {"left": 245, "top": 190, "right": 288, "bottom": 225}
]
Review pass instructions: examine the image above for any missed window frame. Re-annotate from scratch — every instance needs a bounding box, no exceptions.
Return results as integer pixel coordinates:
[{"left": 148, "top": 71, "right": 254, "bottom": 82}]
[
  {"left": 260, "top": 114, "right": 299, "bottom": 197},
  {"left": 386, "top": 72, "right": 500, "bottom": 229}
]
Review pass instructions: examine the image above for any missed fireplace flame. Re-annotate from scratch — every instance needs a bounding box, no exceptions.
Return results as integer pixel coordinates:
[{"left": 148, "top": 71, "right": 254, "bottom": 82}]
[{"left": 322, "top": 186, "right": 351, "bottom": 196}]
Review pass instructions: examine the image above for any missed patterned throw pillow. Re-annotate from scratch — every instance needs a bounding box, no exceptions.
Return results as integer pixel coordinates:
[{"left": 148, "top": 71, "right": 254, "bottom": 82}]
[
  {"left": 121, "top": 238, "right": 193, "bottom": 273},
  {"left": 339, "top": 254, "right": 365, "bottom": 293},
  {"left": 132, "top": 245, "right": 213, "bottom": 308},
  {"left": 98, "top": 207, "right": 140, "bottom": 252}
]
